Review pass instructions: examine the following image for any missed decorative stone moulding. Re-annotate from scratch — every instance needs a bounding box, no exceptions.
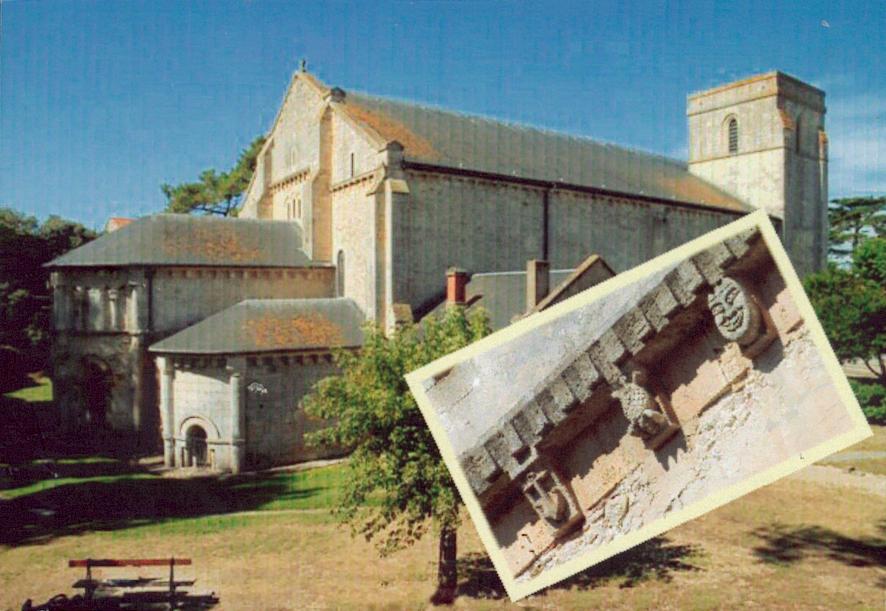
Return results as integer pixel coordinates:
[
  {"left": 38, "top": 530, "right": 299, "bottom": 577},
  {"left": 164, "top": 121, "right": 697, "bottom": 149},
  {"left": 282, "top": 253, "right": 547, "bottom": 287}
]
[{"left": 459, "top": 227, "right": 765, "bottom": 509}]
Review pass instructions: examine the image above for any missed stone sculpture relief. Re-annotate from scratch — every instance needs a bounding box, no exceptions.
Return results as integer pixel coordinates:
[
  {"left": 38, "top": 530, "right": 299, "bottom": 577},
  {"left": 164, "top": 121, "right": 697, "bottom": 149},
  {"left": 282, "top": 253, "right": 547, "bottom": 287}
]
[
  {"left": 707, "top": 276, "right": 762, "bottom": 346},
  {"left": 521, "top": 466, "right": 573, "bottom": 526},
  {"left": 611, "top": 369, "right": 672, "bottom": 440}
]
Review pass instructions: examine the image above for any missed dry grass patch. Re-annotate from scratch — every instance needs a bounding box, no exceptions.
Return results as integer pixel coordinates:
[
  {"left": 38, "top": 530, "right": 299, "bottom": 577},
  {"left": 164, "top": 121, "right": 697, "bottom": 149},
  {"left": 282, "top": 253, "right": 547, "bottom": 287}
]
[{"left": 2, "top": 473, "right": 883, "bottom": 610}]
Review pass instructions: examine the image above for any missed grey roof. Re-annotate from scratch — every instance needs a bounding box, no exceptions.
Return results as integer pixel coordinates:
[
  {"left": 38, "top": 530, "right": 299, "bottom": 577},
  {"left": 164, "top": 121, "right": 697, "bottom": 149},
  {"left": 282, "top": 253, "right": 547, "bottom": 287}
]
[
  {"left": 344, "top": 92, "right": 749, "bottom": 212},
  {"left": 429, "top": 270, "right": 575, "bottom": 332},
  {"left": 149, "top": 298, "right": 365, "bottom": 354},
  {"left": 46, "top": 214, "right": 315, "bottom": 268}
]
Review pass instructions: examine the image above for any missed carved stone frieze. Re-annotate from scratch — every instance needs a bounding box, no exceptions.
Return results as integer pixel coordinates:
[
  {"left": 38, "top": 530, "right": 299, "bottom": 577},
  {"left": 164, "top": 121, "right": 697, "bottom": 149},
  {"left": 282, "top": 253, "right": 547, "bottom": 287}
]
[{"left": 458, "top": 227, "right": 763, "bottom": 505}]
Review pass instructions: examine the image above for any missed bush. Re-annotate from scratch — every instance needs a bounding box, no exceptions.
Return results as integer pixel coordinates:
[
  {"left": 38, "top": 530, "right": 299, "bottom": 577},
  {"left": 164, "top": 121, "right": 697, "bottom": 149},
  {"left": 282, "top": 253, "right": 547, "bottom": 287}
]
[{"left": 850, "top": 379, "right": 886, "bottom": 425}]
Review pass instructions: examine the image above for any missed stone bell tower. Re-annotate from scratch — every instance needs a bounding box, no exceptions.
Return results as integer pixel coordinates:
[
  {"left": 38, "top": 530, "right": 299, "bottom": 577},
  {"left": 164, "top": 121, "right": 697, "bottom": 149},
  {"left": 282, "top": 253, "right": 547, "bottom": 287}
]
[{"left": 687, "top": 71, "right": 828, "bottom": 276}]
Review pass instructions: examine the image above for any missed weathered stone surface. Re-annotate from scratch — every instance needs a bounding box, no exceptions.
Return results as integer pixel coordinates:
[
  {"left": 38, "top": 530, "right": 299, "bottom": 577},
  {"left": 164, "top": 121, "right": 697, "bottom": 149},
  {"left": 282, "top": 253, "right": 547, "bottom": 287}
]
[
  {"left": 613, "top": 308, "right": 654, "bottom": 355},
  {"left": 511, "top": 399, "right": 553, "bottom": 446},
  {"left": 587, "top": 343, "right": 624, "bottom": 386},
  {"left": 484, "top": 422, "right": 531, "bottom": 478},
  {"left": 597, "top": 329, "right": 628, "bottom": 365},
  {"left": 461, "top": 446, "right": 501, "bottom": 496},
  {"left": 724, "top": 228, "right": 760, "bottom": 259},
  {"left": 536, "top": 377, "right": 578, "bottom": 425},
  {"left": 638, "top": 284, "right": 680, "bottom": 332},
  {"left": 561, "top": 353, "right": 600, "bottom": 403},
  {"left": 707, "top": 276, "right": 762, "bottom": 345},
  {"left": 692, "top": 243, "right": 735, "bottom": 285},
  {"left": 664, "top": 260, "right": 705, "bottom": 305}
]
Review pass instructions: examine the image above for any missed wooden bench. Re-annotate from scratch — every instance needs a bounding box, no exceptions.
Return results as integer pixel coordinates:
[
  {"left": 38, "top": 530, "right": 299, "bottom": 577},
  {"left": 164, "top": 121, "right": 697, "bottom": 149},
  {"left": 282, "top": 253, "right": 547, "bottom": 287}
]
[{"left": 67, "top": 558, "right": 217, "bottom": 610}]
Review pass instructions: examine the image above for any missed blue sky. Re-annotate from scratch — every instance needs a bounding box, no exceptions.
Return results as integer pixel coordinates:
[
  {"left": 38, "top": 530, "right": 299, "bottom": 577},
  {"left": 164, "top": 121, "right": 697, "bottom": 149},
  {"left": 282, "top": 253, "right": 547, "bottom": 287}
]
[{"left": 2, "top": 0, "right": 884, "bottom": 230}]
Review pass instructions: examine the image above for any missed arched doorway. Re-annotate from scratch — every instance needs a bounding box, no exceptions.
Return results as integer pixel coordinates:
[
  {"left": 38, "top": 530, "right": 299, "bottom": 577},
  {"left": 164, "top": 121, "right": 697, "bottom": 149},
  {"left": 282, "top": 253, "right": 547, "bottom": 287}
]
[
  {"left": 82, "top": 358, "right": 112, "bottom": 428},
  {"left": 185, "top": 425, "right": 209, "bottom": 467}
]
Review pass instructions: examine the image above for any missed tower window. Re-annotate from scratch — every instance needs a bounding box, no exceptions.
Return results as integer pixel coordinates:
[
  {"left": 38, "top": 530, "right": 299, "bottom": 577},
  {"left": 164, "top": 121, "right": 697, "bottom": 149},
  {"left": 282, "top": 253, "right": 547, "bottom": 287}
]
[
  {"left": 727, "top": 118, "right": 739, "bottom": 154},
  {"left": 295, "top": 198, "right": 302, "bottom": 220},
  {"left": 349, "top": 153, "right": 355, "bottom": 178}
]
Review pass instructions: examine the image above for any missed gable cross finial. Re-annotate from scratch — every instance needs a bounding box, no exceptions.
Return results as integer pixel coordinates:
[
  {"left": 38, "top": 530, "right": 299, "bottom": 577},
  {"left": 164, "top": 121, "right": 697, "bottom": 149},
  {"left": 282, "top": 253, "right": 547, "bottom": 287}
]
[{"left": 299, "top": 58, "right": 307, "bottom": 73}]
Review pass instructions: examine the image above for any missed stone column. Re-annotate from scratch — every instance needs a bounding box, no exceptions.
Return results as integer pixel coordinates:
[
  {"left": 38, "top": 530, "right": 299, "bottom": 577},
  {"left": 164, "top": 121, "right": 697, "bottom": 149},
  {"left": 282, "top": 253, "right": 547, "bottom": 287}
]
[
  {"left": 130, "top": 335, "right": 144, "bottom": 436},
  {"left": 107, "top": 288, "right": 120, "bottom": 331},
  {"left": 158, "top": 357, "right": 176, "bottom": 467},
  {"left": 50, "top": 273, "right": 68, "bottom": 332},
  {"left": 73, "top": 286, "right": 86, "bottom": 330},
  {"left": 228, "top": 367, "right": 246, "bottom": 474}
]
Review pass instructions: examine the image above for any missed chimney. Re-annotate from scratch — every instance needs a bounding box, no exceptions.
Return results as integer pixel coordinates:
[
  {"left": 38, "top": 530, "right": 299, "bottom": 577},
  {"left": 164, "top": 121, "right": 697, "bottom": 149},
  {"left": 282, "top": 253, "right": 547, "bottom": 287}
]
[
  {"left": 526, "top": 259, "right": 550, "bottom": 311},
  {"left": 446, "top": 267, "right": 468, "bottom": 306}
]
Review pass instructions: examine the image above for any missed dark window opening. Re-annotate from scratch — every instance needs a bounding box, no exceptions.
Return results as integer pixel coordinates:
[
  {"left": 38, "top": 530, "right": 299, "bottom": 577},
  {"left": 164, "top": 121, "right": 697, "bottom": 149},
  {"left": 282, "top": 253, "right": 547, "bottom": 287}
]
[{"left": 728, "top": 118, "right": 739, "bottom": 154}]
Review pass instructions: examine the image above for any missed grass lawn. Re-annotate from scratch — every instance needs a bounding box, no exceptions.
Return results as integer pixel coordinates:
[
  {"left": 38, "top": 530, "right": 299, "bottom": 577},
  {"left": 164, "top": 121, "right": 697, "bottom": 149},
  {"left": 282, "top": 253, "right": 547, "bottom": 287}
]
[
  {"left": 2, "top": 374, "right": 52, "bottom": 403},
  {"left": 0, "top": 472, "right": 883, "bottom": 610},
  {"left": 1, "top": 378, "right": 883, "bottom": 609}
]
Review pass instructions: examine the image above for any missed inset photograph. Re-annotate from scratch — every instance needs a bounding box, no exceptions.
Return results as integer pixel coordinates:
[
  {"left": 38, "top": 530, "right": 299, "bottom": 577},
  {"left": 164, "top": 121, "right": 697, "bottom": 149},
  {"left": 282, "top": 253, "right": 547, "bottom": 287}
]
[{"left": 406, "top": 211, "right": 872, "bottom": 600}]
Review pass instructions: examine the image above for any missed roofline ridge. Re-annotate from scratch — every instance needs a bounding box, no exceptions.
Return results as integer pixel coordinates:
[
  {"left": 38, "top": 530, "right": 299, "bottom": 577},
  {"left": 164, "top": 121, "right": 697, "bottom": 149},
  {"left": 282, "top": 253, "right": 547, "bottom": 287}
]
[{"left": 347, "top": 90, "right": 690, "bottom": 168}]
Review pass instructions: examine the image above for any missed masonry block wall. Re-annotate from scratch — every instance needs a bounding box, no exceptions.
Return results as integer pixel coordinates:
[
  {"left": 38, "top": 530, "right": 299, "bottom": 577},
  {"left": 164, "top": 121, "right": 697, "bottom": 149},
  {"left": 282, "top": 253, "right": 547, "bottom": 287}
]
[
  {"left": 50, "top": 265, "right": 335, "bottom": 443},
  {"left": 688, "top": 72, "right": 827, "bottom": 276},
  {"left": 389, "top": 170, "right": 742, "bottom": 313},
  {"left": 158, "top": 353, "right": 343, "bottom": 472}
]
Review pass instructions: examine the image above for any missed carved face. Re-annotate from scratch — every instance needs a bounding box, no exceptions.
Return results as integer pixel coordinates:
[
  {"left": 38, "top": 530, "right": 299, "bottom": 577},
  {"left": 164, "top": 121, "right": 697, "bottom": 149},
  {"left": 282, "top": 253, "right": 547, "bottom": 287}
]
[{"left": 707, "top": 277, "right": 761, "bottom": 345}]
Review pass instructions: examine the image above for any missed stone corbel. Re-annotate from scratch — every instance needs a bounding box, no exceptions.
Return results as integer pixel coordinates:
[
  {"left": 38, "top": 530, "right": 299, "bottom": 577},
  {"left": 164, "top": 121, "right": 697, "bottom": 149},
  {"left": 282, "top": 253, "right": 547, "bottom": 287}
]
[
  {"left": 519, "top": 459, "right": 582, "bottom": 534},
  {"left": 707, "top": 276, "right": 778, "bottom": 359},
  {"left": 611, "top": 368, "right": 678, "bottom": 450}
]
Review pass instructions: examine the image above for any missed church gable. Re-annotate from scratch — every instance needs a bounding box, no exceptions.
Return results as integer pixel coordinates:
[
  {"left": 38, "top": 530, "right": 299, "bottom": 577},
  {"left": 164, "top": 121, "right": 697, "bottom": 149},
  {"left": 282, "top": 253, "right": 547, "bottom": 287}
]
[{"left": 240, "top": 72, "right": 330, "bottom": 219}]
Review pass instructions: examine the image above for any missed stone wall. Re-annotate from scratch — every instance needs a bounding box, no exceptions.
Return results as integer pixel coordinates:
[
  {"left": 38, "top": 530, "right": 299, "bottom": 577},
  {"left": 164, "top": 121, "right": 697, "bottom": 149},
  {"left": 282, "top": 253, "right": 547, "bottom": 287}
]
[
  {"left": 241, "top": 76, "right": 326, "bottom": 220},
  {"left": 688, "top": 72, "right": 827, "bottom": 275},
  {"left": 389, "top": 169, "right": 740, "bottom": 313},
  {"left": 159, "top": 352, "right": 343, "bottom": 471},
  {"left": 151, "top": 266, "right": 335, "bottom": 333},
  {"left": 331, "top": 180, "right": 382, "bottom": 319}
]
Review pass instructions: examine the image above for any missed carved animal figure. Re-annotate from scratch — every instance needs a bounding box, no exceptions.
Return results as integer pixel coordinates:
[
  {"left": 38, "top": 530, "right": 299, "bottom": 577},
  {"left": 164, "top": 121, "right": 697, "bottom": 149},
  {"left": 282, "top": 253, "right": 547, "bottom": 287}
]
[{"left": 613, "top": 370, "right": 671, "bottom": 440}]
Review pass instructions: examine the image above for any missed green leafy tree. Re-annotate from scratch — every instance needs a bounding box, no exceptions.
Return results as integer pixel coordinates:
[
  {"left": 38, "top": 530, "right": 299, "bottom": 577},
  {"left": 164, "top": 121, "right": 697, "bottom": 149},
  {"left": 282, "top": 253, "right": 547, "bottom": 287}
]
[
  {"left": 827, "top": 196, "right": 885, "bottom": 261},
  {"left": 0, "top": 208, "right": 97, "bottom": 379},
  {"left": 303, "top": 306, "right": 491, "bottom": 604},
  {"left": 161, "top": 135, "right": 266, "bottom": 217},
  {"left": 805, "top": 237, "right": 886, "bottom": 393}
]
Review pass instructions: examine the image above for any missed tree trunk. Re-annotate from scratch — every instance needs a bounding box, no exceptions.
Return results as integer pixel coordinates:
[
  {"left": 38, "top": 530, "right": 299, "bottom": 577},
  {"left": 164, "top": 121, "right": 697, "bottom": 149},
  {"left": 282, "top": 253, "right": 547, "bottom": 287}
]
[{"left": 430, "top": 526, "right": 457, "bottom": 605}]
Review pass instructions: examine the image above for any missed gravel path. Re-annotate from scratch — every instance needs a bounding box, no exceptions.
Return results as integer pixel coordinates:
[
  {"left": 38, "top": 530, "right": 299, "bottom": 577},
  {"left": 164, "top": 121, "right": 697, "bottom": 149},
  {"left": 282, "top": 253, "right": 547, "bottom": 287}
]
[
  {"left": 818, "top": 451, "right": 886, "bottom": 462},
  {"left": 789, "top": 464, "right": 886, "bottom": 497}
]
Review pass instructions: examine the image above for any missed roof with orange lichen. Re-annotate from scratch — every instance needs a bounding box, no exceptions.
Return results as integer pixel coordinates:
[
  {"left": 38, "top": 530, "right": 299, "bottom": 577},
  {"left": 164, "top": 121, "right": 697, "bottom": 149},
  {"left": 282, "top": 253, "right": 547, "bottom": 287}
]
[
  {"left": 342, "top": 91, "right": 749, "bottom": 212},
  {"left": 149, "top": 298, "right": 364, "bottom": 354},
  {"left": 46, "top": 214, "right": 315, "bottom": 268}
]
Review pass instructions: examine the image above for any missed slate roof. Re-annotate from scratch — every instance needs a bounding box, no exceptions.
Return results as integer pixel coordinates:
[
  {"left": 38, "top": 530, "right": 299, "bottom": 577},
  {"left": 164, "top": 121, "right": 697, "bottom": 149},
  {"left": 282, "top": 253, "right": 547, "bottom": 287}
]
[
  {"left": 344, "top": 91, "right": 749, "bottom": 212},
  {"left": 46, "top": 214, "right": 315, "bottom": 268},
  {"left": 149, "top": 298, "right": 365, "bottom": 354}
]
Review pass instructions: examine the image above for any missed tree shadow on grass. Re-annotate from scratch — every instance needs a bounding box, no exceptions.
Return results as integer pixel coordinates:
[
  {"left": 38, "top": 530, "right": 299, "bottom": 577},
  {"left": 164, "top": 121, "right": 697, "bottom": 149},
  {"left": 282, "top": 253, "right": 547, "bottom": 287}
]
[
  {"left": 751, "top": 521, "right": 886, "bottom": 571},
  {"left": 457, "top": 536, "right": 702, "bottom": 600},
  {"left": 0, "top": 469, "right": 333, "bottom": 547}
]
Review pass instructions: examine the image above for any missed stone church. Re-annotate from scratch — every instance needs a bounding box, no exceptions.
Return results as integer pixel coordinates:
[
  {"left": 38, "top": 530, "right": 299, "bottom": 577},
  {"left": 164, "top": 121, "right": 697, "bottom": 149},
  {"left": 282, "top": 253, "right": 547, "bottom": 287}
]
[{"left": 46, "top": 68, "right": 828, "bottom": 473}]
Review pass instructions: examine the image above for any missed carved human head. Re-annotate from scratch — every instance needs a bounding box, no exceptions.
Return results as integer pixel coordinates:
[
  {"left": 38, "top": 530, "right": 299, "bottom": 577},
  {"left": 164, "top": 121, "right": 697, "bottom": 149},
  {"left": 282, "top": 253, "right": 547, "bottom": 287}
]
[{"left": 707, "top": 276, "right": 761, "bottom": 345}]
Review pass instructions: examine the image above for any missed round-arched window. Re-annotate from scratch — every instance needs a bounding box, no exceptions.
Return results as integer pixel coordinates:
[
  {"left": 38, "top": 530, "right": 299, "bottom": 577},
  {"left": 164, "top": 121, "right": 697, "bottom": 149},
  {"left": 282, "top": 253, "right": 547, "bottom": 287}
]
[{"left": 727, "top": 117, "right": 739, "bottom": 154}]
